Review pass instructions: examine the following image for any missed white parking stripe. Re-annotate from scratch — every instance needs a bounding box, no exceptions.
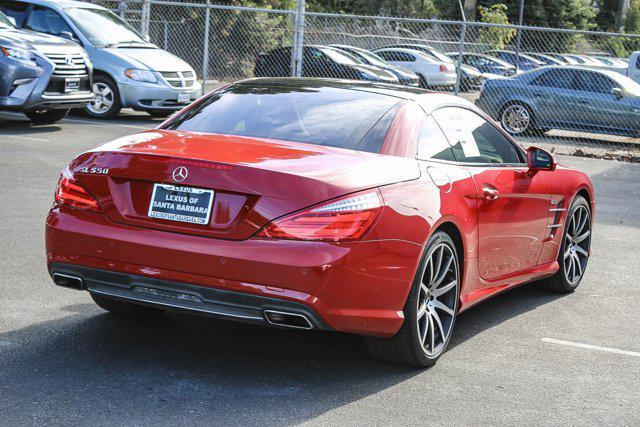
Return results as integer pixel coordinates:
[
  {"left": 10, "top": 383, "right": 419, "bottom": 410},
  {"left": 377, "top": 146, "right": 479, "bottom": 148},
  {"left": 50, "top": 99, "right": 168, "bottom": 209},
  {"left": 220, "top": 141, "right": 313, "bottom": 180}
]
[
  {"left": 542, "top": 338, "right": 640, "bottom": 358},
  {"left": 0, "top": 134, "right": 49, "bottom": 142},
  {"left": 61, "top": 117, "right": 149, "bottom": 130}
]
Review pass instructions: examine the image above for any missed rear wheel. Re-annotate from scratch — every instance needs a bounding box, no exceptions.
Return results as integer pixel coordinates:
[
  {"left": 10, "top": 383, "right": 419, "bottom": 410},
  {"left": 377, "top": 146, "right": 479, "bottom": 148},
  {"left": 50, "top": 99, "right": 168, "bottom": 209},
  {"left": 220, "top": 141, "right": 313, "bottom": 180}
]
[
  {"left": 500, "top": 102, "right": 536, "bottom": 136},
  {"left": 539, "top": 196, "right": 591, "bottom": 293},
  {"left": 24, "top": 109, "right": 68, "bottom": 125},
  {"left": 91, "top": 293, "right": 164, "bottom": 318},
  {"left": 365, "top": 231, "right": 460, "bottom": 367}
]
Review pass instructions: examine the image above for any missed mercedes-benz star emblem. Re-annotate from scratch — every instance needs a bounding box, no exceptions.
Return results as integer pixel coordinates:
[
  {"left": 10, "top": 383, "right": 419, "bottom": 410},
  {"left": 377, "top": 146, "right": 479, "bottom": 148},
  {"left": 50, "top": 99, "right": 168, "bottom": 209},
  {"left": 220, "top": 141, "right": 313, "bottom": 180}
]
[{"left": 172, "top": 166, "right": 188, "bottom": 182}]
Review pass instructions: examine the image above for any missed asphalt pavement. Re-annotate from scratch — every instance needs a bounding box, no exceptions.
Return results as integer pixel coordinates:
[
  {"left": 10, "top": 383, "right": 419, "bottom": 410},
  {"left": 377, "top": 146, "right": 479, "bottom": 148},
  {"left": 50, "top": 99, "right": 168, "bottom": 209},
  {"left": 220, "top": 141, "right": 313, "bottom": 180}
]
[{"left": 1, "top": 110, "right": 639, "bottom": 425}]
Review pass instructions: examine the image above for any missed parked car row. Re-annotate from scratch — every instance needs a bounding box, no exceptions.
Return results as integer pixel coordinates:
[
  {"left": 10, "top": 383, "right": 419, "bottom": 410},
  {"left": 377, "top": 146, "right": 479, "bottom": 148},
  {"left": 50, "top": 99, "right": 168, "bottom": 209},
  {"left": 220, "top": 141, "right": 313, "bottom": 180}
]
[
  {"left": 255, "top": 44, "right": 491, "bottom": 91},
  {"left": 0, "top": 0, "right": 199, "bottom": 123}
]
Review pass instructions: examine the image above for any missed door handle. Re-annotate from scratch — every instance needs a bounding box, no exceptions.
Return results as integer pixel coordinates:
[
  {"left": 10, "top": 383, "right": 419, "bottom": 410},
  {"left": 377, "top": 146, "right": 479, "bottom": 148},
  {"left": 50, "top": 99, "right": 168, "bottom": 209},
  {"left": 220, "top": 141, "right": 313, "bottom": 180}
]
[
  {"left": 578, "top": 99, "right": 589, "bottom": 105},
  {"left": 482, "top": 184, "right": 500, "bottom": 200}
]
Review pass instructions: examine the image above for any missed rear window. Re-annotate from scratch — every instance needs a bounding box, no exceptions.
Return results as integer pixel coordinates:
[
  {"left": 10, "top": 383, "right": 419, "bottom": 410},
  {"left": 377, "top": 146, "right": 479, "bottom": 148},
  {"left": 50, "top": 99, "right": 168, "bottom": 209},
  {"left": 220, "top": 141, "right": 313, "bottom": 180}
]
[{"left": 163, "top": 84, "right": 399, "bottom": 152}]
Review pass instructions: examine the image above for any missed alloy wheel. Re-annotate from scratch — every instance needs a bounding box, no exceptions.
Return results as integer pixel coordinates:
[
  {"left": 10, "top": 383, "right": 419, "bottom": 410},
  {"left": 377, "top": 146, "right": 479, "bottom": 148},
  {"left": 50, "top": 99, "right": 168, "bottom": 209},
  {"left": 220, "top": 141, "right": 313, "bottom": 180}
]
[
  {"left": 88, "top": 82, "right": 114, "bottom": 115},
  {"left": 563, "top": 205, "right": 591, "bottom": 285},
  {"left": 501, "top": 104, "right": 531, "bottom": 134},
  {"left": 417, "top": 242, "right": 458, "bottom": 357}
]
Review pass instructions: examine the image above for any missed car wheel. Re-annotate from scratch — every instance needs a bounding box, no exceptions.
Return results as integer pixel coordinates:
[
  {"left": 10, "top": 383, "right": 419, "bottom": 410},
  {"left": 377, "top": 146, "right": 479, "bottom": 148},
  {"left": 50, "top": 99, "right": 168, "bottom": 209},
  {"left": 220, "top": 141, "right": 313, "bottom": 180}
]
[
  {"left": 365, "top": 231, "right": 460, "bottom": 367},
  {"left": 539, "top": 195, "right": 591, "bottom": 293},
  {"left": 23, "top": 109, "right": 69, "bottom": 125},
  {"left": 91, "top": 293, "right": 164, "bottom": 318},
  {"left": 500, "top": 102, "right": 536, "bottom": 136},
  {"left": 85, "top": 75, "right": 121, "bottom": 119}
]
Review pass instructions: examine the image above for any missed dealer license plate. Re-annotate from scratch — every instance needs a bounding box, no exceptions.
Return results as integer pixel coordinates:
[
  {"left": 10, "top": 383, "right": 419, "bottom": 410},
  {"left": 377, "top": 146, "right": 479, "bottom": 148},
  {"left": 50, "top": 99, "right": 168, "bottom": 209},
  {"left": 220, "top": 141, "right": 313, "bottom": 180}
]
[
  {"left": 65, "top": 78, "right": 80, "bottom": 92},
  {"left": 177, "top": 92, "right": 190, "bottom": 103},
  {"left": 148, "top": 184, "right": 214, "bottom": 225}
]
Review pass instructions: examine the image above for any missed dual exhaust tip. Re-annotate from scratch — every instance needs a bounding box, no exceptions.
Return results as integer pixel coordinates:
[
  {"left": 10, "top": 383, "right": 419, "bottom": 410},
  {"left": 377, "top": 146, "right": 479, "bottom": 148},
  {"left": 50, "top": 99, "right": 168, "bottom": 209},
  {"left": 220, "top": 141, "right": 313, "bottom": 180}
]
[
  {"left": 52, "top": 273, "right": 314, "bottom": 330},
  {"left": 52, "top": 273, "right": 85, "bottom": 291}
]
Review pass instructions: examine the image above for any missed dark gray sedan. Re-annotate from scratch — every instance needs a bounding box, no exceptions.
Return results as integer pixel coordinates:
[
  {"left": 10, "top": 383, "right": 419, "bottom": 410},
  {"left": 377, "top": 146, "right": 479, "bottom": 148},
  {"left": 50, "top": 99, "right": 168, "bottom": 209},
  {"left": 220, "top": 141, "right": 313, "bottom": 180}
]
[{"left": 476, "top": 66, "right": 640, "bottom": 137}]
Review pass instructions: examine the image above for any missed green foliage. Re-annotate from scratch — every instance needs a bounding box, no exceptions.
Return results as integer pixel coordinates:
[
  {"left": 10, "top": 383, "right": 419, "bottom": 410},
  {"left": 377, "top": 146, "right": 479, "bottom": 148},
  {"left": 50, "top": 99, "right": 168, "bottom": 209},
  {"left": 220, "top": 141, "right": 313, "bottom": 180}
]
[{"left": 477, "top": 4, "right": 515, "bottom": 49}]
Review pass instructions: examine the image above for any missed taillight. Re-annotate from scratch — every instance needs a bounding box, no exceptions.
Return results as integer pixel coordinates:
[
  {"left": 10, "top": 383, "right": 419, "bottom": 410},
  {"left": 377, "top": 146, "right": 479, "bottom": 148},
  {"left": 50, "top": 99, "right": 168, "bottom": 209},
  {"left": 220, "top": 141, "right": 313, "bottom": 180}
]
[
  {"left": 55, "top": 168, "right": 99, "bottom": 211},
  {"left": 257, "top": 191, "right": 383, "bottom": 241},
  {"left": 439, "top": 64, "right": 446, "bottom": 72}
]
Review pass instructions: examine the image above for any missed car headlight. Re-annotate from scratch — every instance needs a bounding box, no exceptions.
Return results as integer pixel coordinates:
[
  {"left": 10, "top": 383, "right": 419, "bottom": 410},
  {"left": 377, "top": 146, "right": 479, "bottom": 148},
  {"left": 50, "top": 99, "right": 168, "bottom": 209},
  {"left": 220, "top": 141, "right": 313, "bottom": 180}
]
[
  {"left": 0, "top": 46, "right": 36, "bottom": 64},
  {"left": 124, "top": 68, "right": 157, "bottom": 83}
]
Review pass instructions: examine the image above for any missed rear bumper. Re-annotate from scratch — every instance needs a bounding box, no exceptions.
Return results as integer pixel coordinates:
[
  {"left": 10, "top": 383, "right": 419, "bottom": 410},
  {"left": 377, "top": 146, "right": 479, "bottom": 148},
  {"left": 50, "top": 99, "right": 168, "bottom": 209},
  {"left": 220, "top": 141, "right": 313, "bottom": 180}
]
[
  {"left": 46, "top": 205, "right": 422, "bottom": 337},
  {"left": 49, "top": 263, "right": 328, "bottom": 330}
]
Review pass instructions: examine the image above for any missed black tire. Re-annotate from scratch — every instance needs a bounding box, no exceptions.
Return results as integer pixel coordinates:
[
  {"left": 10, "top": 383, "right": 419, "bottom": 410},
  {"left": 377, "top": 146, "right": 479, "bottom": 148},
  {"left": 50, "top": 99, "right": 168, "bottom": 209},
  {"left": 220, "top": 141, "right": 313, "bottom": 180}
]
[
  {"left": 91, "top": 293, "right": 164, "bottom": 318},
  {"left": 24, "top": 109, "right": 68, "bottom": 125},
  {"left": 539, "top": 195, "right": 591, "bottom": 293},
  {"left": 84, "top": 74, "right": 121, "bottom": 119},
  {"left": 364, "top": 231, "right": 460, "bottom": 368},
  {"left": 499, "top": 102, "right": 537, "bottom": 136}
]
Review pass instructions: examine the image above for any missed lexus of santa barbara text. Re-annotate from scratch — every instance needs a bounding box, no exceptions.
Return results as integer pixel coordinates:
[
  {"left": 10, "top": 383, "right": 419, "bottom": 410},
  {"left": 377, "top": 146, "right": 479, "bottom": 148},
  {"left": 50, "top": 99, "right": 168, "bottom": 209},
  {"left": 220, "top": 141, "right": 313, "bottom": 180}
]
[{"left": 46, "top": 78, "right": 594, "bottom": 367}]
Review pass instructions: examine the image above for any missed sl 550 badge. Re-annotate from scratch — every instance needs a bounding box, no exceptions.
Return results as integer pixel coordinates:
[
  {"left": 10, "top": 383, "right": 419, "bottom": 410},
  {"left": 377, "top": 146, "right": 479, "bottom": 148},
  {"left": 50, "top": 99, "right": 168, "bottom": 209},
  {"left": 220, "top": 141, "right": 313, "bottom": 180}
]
[{"left": 79, "top": 167, "right": 109, "bottom": 174}]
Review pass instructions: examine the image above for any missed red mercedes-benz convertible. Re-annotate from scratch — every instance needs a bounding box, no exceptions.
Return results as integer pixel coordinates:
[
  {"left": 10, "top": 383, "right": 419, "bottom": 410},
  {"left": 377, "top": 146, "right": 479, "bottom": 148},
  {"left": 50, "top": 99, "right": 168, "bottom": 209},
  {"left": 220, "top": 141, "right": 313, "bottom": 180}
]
[{"left": 46, "top": 79, "right": 594, "bottom": 367}]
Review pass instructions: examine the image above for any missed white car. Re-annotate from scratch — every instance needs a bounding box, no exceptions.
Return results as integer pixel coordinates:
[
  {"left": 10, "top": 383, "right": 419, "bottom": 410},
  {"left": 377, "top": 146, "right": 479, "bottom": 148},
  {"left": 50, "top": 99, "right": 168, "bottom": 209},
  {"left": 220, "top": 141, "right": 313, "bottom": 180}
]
[{"left": 374, "top": 48, "right": 456, "bottom": 88}]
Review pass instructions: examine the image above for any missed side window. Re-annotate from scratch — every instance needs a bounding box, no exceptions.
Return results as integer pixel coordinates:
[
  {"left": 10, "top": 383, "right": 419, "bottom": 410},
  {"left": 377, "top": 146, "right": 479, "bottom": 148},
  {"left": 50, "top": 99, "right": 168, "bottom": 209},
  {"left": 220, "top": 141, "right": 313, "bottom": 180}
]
[
  {"left": 376, "top": 51, "right": 394, "bottom": 61},
  {"left": 432, "top": 107, "right": 524, "bottom": 165},
  {"left": 635, "top": 55, "right": 640, "bottom": 70},
  {"left": 532, "top": 69, "right": 575, "bottom": 90},
  {"left": 0, "top": 0, "right": 30, "bottom": 27},
  {"left": 398, "top": 52, "right": 416, "bottom": 62},
  {"left": 25, "top": 5, "right": 74, "bottom": 37},
  {"left": 417, "top": 116, "right": 456, "bottom": 161},
  {"left": 575, "top": 71, "right": 616, "bottom": 94}
]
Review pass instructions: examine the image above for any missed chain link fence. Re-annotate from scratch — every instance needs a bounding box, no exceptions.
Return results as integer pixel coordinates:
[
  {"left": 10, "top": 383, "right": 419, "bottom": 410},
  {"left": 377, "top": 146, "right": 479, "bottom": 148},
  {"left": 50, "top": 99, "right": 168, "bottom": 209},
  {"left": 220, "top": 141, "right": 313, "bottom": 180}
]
[{"left": 89, "top": 0, "right": 640, "bottom": 160}]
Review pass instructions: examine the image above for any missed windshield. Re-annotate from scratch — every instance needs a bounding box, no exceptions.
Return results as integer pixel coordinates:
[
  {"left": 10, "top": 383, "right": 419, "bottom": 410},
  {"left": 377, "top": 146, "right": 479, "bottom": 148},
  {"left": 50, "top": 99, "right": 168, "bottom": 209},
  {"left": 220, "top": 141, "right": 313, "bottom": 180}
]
[
  {"left": 0, "top": 11, "right": 14, "bottom": 28},
  {"left": 321, "top": 48, "right": 360, "bottom": 65},
  {"left": 65, "top": 7, "right": 146, "bottom": 47},
  {"left": 428, "top": 48, "right": 454, "bottom": 63},
  {"left": 351, "top": 49, "right": 388, "bottom": 67},
  {"left": 611, "top": 72, "right": 640, "bottom": 96},
  {"left": 163, "top": 83, "right": 399, "bottom": 152}
]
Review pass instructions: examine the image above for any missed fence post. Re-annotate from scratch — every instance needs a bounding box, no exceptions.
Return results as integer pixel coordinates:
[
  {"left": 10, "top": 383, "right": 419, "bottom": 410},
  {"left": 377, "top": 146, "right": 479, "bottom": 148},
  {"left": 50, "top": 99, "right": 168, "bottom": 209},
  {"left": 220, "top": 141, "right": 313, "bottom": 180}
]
[
  {"left": 514, "top": 0, "right": 524, "bottom": 72},
  {"left": 117, "top": 0, "right": 126, "bottom": 19},
  {"left": 454, "top": 0, "right": 467, "bottom": 96},
  {"left": 201, "top": 0, "right": 211, "bottom": 95},
  {"left": 291, "top": 0, "right": 305, "bottom": 77},
  {"left": 140, "top": 0, "right": 151, "bottom": 37}
]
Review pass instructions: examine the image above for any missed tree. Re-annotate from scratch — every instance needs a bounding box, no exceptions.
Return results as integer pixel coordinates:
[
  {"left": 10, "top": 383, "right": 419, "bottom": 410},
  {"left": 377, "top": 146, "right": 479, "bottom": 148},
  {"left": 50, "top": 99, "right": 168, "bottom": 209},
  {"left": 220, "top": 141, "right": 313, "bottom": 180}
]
[{"left": 477, "top": 4, "right": 516, "bottom": 49}]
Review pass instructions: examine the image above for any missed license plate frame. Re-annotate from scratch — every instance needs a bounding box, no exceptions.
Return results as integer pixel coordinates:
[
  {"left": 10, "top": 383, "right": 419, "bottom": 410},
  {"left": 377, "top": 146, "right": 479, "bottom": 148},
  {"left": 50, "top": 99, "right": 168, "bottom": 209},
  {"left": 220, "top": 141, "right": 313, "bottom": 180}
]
[
  {"left": 177, "top": 92, "right": 190, "bottom": 104},
  {"left": 148, "top": 183, "right": 214, "bottom": 225},
  {"left": 64, "top": 78, "right": 80, "bottom": 93}
]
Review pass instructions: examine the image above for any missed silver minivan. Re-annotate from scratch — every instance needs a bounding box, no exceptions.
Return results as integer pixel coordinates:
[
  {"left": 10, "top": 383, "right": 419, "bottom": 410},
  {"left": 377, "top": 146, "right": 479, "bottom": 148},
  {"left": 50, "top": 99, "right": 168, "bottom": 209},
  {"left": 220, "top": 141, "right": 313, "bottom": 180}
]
[{"left": 0, "top": 0, "right": 201, "bottom": 118}]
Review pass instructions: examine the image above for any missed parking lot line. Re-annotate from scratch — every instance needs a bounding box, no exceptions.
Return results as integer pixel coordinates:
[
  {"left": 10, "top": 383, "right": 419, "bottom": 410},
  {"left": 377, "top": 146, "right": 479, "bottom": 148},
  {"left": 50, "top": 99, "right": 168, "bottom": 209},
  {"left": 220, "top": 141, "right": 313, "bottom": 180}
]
[
  {"left": 542, "top": 338, "right": 640, "bottom": 358},
  {"left": 0, "top": 134, "right": 50, "bottom": 142},
  {"left": 61, "top": 117, "right": 150, "bottom": 130}
]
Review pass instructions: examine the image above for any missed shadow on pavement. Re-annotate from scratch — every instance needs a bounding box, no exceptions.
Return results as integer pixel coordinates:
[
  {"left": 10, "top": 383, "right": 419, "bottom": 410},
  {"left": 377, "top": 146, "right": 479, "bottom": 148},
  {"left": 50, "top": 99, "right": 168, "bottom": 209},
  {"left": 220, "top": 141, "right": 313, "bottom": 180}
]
[{"left": 0, "top": 283, "right": 564, "bottom": 425}]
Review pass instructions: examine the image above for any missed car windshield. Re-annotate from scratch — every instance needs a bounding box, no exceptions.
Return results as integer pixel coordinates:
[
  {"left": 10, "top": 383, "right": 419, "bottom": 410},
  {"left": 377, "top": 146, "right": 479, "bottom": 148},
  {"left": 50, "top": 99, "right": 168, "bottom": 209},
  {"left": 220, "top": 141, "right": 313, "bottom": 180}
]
[
  {"left": 353, "top": 49, "right": 389, "bottom": 67},
  {"left": 610, "top": 72, "right": 640, "bottom": 96},
  {"left": 321, "top": 48, "right": 360, "bottom": 65},
  {"left": 162, "top": 83, "right": 399, "bottom": 152},
  {"left": 427, "top": 48, "right": 454, "bottom": 63},
  {"left": 0, "top": 11, "right": 14, "bottom": 28},
  {"left": 64, "top": 7, "right": 147, "bottom": 47}
]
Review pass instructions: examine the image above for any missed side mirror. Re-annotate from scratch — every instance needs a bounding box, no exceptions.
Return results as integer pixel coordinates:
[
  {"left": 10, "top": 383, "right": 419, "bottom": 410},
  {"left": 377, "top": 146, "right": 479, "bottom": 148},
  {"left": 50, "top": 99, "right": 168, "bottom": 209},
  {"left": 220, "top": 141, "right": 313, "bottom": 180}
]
[
  {"left": 58, "top": 31, "right": 76, "bottom": 41},
  {"left": 527, "top": 146, "right": 555, "bottom": 171},
  {"left": 143, "top": 34, "right": 151, "bottom": 42},
  {"left": 611, "top": 87, "right": 624, "bottom": 99}
]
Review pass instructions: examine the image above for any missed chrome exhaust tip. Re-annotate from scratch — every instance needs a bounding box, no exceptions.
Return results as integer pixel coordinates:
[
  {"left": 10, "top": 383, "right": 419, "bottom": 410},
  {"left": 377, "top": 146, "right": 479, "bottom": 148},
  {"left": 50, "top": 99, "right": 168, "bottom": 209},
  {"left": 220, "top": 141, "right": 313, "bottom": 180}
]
[
  {"left": 52, "top": 273, "right": 85, "bottom": 291},
  {"left": 264, "top": 309, "right": 313, "bottom": 330}
]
